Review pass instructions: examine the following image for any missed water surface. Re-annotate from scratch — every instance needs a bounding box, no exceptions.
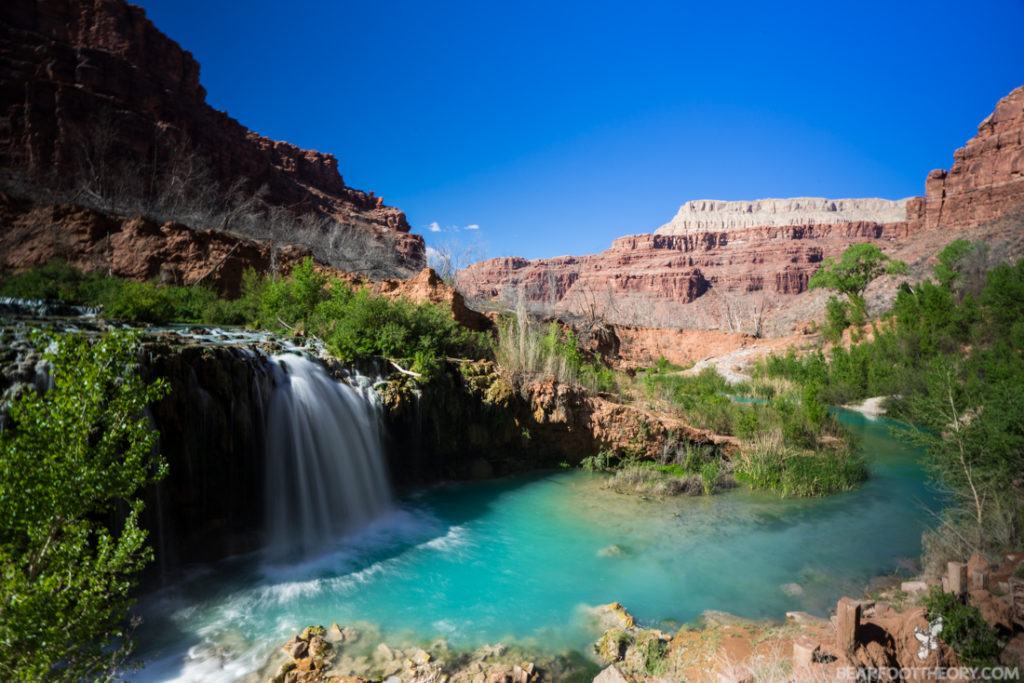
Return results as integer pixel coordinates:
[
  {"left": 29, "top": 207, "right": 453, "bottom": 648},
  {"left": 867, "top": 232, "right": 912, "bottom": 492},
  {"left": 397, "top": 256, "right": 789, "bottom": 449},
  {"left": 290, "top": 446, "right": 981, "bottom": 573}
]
[{"left": 135, "top": 409, "right": 941, "bottom": 681}]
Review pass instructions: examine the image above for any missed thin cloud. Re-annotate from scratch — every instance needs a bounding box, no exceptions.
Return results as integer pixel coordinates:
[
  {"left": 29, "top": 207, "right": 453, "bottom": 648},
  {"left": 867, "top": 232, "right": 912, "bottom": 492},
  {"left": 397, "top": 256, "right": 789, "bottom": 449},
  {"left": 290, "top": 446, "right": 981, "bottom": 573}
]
[
  {"left": 427, "top": 221, "right": 442, "bottom": 233},
  {"left": 464, "top": 224, "right": 480, "bottom": 230}
]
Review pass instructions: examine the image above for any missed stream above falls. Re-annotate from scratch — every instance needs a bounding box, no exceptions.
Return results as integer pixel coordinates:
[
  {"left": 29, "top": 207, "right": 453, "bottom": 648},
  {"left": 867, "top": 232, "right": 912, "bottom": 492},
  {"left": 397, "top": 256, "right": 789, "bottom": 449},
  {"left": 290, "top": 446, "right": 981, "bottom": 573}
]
[{"left": 133, "top": 408, "right": 941, "bottom": 682}]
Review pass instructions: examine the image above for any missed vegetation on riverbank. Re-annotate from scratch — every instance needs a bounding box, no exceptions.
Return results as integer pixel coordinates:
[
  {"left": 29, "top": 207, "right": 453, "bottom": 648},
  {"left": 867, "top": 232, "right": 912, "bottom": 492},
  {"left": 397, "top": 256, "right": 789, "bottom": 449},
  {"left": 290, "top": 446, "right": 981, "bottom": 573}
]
[
  {"left": 757, "top": 240, "right": 1024, "bottom": 570},
  {"left": 0, "top": 332, "right": 165, "bottom": 681},
  {"left": 630, "top": 362, "right": 866, "bottom": 497}
]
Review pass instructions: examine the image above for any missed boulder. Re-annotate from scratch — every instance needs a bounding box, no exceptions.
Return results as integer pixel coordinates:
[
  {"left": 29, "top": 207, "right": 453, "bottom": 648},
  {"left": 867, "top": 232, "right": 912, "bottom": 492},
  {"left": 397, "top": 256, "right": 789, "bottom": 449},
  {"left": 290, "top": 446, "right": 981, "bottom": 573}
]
[
  {"left": 593, "top": 665, "right": 629, "bottom": 683},
  {"left": 969, "top": 553, "right": 991, "bottom": 590}
]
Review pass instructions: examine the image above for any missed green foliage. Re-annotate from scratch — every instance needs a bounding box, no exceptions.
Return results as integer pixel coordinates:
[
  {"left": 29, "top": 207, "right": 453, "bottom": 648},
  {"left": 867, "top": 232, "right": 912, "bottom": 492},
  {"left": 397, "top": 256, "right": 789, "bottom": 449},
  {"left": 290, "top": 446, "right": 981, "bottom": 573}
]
[
  {"left": 641, "top": 636, "right": 668, "bottom": 675},
  {"left": 809, "top": 243, "right": 908, "bottom": 314},
  {"left": 0, "top": 260, "right": 114, "bottom": 303},
  {"left": 934, "top": 239, "right": 975, "bottom": 289},
  {"left": 734, "top": 438, "right": 867, "bottom": 497},
  {"left": 761, "top": 241, "right": 1024, "bottom": 558},
  {"left": 494, "top": 307, "right": 619, "bottom": 392},
  {"left": 639, "top": 363, "right": 862, "bottom": 497},
  {"left": 0, "top": 332, "right": 167, "bottom": 681},
  {"left": 1, "top": 259, "right": 494, "bottom": 379},
  {"left": 580, "top": 449, "right": 616, "bottom": 473},
  {"left": 699, "top": 460, "right": 720, "bottom": 495},
  {"left": 0, "top": 260, "right": 231, "bottom": 325},
  {"left": 823, "top": 296, "right": 850, "bottom": 342},
  {"left": 923, "top": 588, "right": 1001, "bottom": 667}
]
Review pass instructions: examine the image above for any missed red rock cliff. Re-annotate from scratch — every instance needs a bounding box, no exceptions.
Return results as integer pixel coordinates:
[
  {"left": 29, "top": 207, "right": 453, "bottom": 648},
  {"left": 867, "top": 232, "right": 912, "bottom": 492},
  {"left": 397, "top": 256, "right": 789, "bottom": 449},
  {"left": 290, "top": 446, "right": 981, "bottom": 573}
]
[
  {"left": 0, "top": 0, "right": 425, "bottom": 274},
  {"left": 913, "top": 85, "right": 1024, "bottom": 231}
]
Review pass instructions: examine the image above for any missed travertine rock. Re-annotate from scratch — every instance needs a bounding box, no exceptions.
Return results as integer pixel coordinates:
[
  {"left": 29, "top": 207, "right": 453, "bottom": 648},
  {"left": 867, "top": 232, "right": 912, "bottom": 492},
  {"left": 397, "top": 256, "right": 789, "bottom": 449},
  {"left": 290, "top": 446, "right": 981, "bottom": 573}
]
[{"left": 656, "top": 197, "right": 911, "bottom": 234}]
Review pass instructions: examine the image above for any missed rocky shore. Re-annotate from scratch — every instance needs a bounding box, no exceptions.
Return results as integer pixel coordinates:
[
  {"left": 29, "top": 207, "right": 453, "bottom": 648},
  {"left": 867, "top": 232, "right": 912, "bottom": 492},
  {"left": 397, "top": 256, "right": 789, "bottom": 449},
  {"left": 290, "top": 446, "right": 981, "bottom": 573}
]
[{"left": 265, "top": 553, "right": 1024, "bottom": 683}]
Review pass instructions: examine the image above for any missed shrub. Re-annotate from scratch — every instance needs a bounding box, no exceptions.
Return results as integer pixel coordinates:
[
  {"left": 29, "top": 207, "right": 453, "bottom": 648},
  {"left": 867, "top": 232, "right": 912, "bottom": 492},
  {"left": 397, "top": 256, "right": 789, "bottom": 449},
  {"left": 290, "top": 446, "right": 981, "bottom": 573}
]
[
  {"left": 699, "top": 460, "right": 721, "bottom": 495},
  {"left": 0, "top": 332, "right": 167, "bottom": 681},
  {"left": 734, "top": 431, "right": 866, "bottom": 497},
  {"left": 494, "top": 303, "right": 618, "bottom": 391},
  {"left": 922, "top": 588, "right": 1001, "bottom": 667},
  {"left": 824, "top": 296, "right": 850, "bottom": 342}
]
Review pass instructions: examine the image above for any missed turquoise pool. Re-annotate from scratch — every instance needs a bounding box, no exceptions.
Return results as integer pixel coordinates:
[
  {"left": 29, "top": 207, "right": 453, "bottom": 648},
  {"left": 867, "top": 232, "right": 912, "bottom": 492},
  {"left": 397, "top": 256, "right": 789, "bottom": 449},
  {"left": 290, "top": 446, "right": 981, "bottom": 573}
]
[{"left": 135, "top": 409, "right": 941, "bottom": 681}]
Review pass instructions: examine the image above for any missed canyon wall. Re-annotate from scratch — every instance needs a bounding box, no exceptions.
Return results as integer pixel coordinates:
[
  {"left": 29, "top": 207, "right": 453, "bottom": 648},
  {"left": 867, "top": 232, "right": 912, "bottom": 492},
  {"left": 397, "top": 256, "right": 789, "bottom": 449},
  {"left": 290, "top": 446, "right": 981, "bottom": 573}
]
[
  {"left": 0, "top": 0, "right": 425, "bottom": 276},
  {"left": 914, "top": 85, "right": 1024, "bottom": 231},
  {"left": 460, "top": 85, "right": 1024, "bottom": 341}
]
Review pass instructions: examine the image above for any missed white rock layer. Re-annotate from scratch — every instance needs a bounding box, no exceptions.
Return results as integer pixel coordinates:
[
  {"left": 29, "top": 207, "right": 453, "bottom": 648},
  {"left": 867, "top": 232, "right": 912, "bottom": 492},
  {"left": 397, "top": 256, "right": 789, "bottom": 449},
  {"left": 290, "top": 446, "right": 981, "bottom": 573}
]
[{"left": 655, "top": 197, "right": 911, "bottom": 234}]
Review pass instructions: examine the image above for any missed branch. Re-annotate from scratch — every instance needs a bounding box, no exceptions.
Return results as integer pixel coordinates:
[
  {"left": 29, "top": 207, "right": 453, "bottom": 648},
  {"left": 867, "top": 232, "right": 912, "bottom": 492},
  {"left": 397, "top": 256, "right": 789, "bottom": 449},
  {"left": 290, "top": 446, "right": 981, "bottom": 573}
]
[{"left": 388, "top": 359, "right": 422, "bottom": 379}]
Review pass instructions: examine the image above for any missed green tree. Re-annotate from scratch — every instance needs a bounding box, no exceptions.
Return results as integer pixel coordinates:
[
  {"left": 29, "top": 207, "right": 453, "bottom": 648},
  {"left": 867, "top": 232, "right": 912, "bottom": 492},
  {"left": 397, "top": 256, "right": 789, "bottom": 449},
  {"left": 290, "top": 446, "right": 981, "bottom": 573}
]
[
  {"left": 809, "top": 243, "right": 908, "bottom": 317},
  {"left": 0, "top": 332, "right": 168, "bottom": 681}
]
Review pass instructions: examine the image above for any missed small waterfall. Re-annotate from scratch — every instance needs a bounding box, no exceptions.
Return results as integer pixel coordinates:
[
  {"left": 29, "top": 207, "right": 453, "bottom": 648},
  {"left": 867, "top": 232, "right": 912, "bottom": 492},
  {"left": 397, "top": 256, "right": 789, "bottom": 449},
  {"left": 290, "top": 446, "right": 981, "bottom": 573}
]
[{"left": 264, "top": 353, "right": 392, "bottom": 560}]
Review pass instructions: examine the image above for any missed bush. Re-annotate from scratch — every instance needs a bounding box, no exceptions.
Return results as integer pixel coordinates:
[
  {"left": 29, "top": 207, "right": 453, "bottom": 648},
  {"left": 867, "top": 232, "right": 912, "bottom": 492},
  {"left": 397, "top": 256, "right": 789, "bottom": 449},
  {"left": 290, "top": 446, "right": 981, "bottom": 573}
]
[
  {"left": 494, "top": 304, "right": 618, "bottom": 392},
  {"left": 922, "top": 588, "right": 1001, "bottom": 667},
  {"left": 0, "top": 332, "right": 167, "bottom": 681},
  {"left": 824, "top": 296, "right": 850, "bottom": 342},
  {"left": 734, "top": 431, "right": 866, "bottom": 497}
]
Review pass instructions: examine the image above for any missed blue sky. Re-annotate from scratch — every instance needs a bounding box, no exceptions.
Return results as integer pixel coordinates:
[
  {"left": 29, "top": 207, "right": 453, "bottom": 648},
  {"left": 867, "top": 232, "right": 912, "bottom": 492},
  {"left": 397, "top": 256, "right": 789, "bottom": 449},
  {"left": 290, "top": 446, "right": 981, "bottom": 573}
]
[{"left": 135, "top": 0, "right": 1024, "bottom": 260}]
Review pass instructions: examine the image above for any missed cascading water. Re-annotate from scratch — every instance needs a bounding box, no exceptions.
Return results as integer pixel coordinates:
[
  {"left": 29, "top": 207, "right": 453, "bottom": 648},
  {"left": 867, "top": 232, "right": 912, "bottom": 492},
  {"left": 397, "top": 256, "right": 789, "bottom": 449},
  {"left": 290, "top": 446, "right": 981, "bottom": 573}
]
[{"left": 263, "top": 352, "right": 392, "bottom": 560}]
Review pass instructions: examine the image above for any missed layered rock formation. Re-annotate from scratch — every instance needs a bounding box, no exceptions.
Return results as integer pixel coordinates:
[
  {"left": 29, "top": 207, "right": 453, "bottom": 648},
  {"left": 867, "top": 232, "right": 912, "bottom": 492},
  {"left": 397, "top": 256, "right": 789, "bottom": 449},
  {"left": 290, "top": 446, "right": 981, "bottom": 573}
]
[
  {"left": 460, "top": 85, "right": 1024, "bottom": 342},
  {"left": 0, "top": 0, "right": 424, "bottom": 275},
  {"left": 459, "top": 221, "right": 910, "bottom": 336},
  {"left": 913, "top": 85, "right": 1024, "bottom": 231},
  {"left": 656, "top": 197, "right": 911, "bottom": 234}
]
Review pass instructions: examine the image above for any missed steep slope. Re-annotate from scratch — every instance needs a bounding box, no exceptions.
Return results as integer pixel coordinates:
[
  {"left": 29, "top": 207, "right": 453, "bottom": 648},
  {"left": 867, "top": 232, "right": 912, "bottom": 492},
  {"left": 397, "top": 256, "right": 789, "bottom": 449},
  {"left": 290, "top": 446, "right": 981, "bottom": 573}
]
[
  {"left": 0, "top": 0, "right": 425, "bottom": 277},
  {"left": 459, "top": 86, "right": 1024, "bottom": 338}
]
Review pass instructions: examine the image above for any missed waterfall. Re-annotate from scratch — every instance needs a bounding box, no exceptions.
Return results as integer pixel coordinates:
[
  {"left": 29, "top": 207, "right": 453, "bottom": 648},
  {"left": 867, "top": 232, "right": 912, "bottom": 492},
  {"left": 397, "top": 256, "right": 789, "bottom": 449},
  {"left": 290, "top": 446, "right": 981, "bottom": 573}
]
[{"left": 264, "top": 352, "right": 392, "bottom": 560}]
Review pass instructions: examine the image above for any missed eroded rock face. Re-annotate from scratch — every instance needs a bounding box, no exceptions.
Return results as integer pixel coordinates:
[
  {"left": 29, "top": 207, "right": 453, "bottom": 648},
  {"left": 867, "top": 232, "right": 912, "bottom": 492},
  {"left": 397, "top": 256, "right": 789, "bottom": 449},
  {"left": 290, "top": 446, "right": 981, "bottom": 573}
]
[
  {"left": 915, "top": 86, "right": 1024, "bottom": 231},
  {"left": 656, "top": 197, "right": 911, "bottom": 234},
  {"left": 0, "top": 0, "right": 425, "bottom": 274},
  {"left": 0, "top": 193, "right": 310, "bottom": 296},
  {"left": 459, "top": 221, "right": 908, "bottom": 335}
]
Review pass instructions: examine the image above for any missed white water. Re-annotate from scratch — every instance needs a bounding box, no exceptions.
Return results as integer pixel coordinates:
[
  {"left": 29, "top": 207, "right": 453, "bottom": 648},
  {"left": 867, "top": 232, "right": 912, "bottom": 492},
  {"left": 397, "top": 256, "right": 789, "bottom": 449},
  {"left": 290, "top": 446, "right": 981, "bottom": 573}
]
[{"left": 263, "top": 353, "right": 392, "bottom": 561}]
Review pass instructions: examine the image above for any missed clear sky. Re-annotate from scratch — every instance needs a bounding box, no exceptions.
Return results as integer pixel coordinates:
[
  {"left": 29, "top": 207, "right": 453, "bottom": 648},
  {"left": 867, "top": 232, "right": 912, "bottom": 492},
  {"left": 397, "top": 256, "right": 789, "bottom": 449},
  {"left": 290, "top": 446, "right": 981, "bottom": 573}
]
[{"left": 134, "top": 0, "right": 1024, "bottom": 260}]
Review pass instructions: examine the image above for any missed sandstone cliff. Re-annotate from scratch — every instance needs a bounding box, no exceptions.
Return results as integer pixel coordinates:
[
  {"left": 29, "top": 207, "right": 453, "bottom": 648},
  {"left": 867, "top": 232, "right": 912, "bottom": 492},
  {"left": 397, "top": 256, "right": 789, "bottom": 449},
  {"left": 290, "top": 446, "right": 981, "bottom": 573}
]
[
  {"left": 656, "top": 197, "right": 911, "bottom": 234},
  {"left": 459, "top": 85, "right": 1024, "bottom": 342},
  {"left": 913, "top": 85, "right": 1024, "bottom": 231},
  {"left": 0, "top": 0, "right": 425, "bottom": 276}
]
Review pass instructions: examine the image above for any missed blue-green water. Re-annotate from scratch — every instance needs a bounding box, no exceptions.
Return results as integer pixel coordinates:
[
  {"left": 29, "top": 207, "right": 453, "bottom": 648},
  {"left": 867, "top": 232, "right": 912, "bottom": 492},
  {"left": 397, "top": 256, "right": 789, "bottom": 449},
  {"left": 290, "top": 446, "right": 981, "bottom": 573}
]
[{"left": 135, "top": 410, "right": 941, "bottom": 681}]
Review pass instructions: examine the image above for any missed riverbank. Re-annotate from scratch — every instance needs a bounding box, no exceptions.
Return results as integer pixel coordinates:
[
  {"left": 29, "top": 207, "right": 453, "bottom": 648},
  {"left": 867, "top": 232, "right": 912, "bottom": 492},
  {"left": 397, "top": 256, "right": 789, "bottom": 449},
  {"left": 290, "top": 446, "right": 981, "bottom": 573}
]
[{"left": 269, "top": 560, "right": 1024, "bottom": 683}]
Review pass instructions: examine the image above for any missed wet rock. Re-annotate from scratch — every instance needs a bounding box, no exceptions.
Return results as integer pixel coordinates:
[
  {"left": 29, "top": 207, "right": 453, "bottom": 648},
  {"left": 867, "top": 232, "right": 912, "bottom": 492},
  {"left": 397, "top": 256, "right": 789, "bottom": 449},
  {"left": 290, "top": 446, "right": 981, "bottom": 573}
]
[
  {"left": 326, "top": 623, "right": 345, "bottom": 643},
  {"left": 780, "top": 582, "right": 804, "bottom": 597},
  {"left": 283, "top": 637, "right": 309, "bottom": 660},
  {"left": 374, "top": 643, "right": 396, "bottom": 663}
]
